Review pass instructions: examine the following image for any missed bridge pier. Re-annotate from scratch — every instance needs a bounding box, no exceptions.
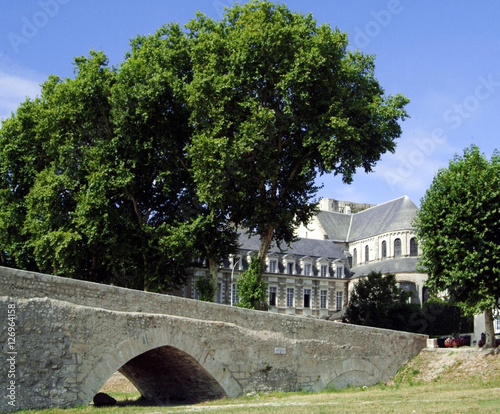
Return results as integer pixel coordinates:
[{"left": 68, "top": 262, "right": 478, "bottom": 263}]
[{"left": 0, "top": 266, "right": 427, "bottom": 411}]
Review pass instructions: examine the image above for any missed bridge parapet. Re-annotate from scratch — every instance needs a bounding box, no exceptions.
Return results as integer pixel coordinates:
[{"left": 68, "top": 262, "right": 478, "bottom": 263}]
[{"left": 0, "top": 266, "right": 427, "bottom": 411}]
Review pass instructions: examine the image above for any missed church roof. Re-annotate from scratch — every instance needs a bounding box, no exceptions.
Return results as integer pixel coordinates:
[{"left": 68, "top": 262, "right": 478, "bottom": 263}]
[
  {"left": 349, "top": 257, "right": 422, "bottom": 278},
  {"left": 348, "top": 196, "right": 419, "bottom": 241},
  {"left": 315, "top": 210, "right": 352, "bottom": 241},
  {"left": 238, "top": 232, "right": 347, "bottom": 260},
  {"left": 315, "top": 196, "right": 418, "bottom": 242}
]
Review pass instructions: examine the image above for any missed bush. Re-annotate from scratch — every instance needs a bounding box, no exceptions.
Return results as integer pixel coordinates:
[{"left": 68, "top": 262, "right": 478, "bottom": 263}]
[
  {"left": 404, "top": 298, "right": 473, "bottom": 335},
  {"left": 236, "top": 255, "right": 268, "bottom": 311}
]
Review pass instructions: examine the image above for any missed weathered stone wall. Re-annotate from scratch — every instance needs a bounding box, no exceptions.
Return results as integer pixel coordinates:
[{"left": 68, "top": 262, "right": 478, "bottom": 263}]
[{"left": 0, "top": 266, "right": 427, "bottom": 411}]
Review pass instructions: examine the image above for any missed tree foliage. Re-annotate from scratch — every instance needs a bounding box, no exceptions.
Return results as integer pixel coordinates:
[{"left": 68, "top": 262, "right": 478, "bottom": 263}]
[
  {"left": 186, "top": 1, "right": 409, "bottom": 267},
  {"left": 414, "top": 145, "right": 500, "bottom": 346},
  {"left": 0, "top": 1, "right": 409, "bottom": 300},
  {"left": 0, "top": 45, "right": 238, "bottom": 292},
  {"left": 345, "top": 271, "right": 416, "bottom": 331},
  {"left": 236, "top": 255, "right": 268, "bottom": 310}
]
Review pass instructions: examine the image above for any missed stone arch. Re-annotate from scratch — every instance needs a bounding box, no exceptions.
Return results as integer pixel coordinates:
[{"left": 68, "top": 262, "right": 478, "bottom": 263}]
[
  {"left": 118, "top": 345, "right": 226, "bottom": 404},
  {"left": 79, "top": 325, "right": 239, "bottom": 406}
]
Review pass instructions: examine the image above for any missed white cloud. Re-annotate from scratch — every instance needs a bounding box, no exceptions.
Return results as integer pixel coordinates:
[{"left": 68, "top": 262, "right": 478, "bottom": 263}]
[
  {"left": 372, "top": 127, "right": 458, "bottom": 196},
  {"left": 0, "top": 70, "right": 42, "bottom": 121}
]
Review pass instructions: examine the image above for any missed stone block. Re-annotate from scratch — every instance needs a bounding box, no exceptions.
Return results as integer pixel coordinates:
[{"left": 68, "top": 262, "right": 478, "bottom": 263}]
[{"left": 427, "top": 338, "right": 438, "bottom": 348}]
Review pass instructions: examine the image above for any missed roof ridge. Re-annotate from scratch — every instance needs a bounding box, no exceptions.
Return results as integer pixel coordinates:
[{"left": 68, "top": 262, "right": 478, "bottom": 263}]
[
  {"left": 346, "top": 213, "right": 353, "bottom": 241},
  {"left": 353, "top": 195, "right": 409, "bottom": 216}
]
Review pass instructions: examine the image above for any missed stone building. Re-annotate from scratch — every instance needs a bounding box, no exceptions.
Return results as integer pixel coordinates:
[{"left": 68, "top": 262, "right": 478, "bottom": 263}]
[
  {"left": 180, "top": 195, "right": 426, "bottom": 318},
  {"left": 297, "top": 196, "right": 427, "bottom": 305},
  {"left": 183, "top": 233, "right": 350, "bottom": 318}
]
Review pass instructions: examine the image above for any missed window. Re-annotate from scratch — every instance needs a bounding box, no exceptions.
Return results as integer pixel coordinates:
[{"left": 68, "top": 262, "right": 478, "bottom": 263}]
[
  {"left": 286, "top": 288, "right": 294, "bottom": 307},
  {"left": 321, "top": 265, "right": 328, "bottom": 278},
  {"left": 231, "top": 283, "right": 239, "bottom": 305},
  {"left": 496, "top": 317, "right": 500, "bottom": 332},
  {"left": 216, "top": 283, "right": 221, "bottom": 304},
  {"left": 269, "top": 286, "right": 277, "bottom": 307},
  {"left": 287, "top": 262, "right": 294, "bottom": 275},
  {"left": 320, "top": 290, "right": 327, "bottom": 309},
  {"left": 336, "top": 266, "right": 343, "bottom": 279},
  {"left": 269, "top": 260, "right": 277, "bottom": 273},
  {"left": 410, "top": 237, "right": 418, "bottom": 256},
  {"left": 303, "top": 288, "right": 311, "bottom": 308},
  {"left": 381, "top": 240, "right": 387, "bottom": 259},
  {"left": 336, "top": 291, "right": 343, "bottom": 310},
  {"left": 304, "top": 263, "right": 311, "bottom": 276},
  {"left": 365, "top": 245, "right": 369, "bottom": 263},
  {"left": 230, "top": 255, "right": 240, "bottom": 270},
  {"left": 353, "top": 248, "right": 357, "bottom": 267},
  {"left": 394, "top": 238, "right": 402, "bottom": 257},
  {"left": 399, "top": 282, "right": 417, "bottom": 303}
]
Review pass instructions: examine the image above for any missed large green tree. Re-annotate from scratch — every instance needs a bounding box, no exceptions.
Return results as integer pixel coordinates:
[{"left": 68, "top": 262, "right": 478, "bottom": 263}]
[
  {"left": 0, "top": 98, "right": 48, "bottom": 270},
  {"left": 0, "top": 34, "right": 238, "bottom": 294},
  {"left": 186, "top": 1, "right": 409, "bottom": 270},
  {"left": 111, "top": 24, "right": 239, "bottom": 294},
  {"left": 345, "top": 271, "right": 415, "bottom": 331},
  {"left": 415, "top": 145, "right": 500, "bottom": 347}
]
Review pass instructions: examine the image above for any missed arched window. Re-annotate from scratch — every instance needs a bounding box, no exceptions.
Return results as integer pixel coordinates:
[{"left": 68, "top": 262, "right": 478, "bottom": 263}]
[
  {"left": 365, "top": 245, "right": 369, "bottom": 263},
  {"left": 381, "top": 240, "right": 387, "bottom": 259},
  {"left": 410, "top": 237, "right": 418, "bottom": 256},
  {"left": 352, "top": 248, "right": 357, "bottom": 267},
  {"left": 394, "top": 238, "right": 402, "bottom": 257},
  {"left": 399, "top": 281, "right": 417, "bottom": 304}
]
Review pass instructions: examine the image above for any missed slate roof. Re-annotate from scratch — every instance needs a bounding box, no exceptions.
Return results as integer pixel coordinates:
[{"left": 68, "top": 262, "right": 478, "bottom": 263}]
[
  {"left": 349, "top": 257, "right": 421, "bottom": 278},
  {"left": 237, "top": 232, "right": 347, "bottom": 260},
  {"left": 316, "top": 196, "right": 418, "bottom": 242},
  {"left": 315, "top": 210, "right": 352, "bottom": 241},
  {"left": 348, "top": 196, "right": 419, "bottom": 241}
]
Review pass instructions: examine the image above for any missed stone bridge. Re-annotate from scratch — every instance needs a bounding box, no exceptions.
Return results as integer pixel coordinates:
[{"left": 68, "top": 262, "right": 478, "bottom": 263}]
[{"left": 0, "top": 266, "right": 427, "bottom": 411}]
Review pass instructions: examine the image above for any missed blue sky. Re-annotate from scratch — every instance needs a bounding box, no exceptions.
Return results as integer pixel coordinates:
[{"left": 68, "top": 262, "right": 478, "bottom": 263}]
[{"left": 1, "top": 1, "right": 499, "bottom": 207}]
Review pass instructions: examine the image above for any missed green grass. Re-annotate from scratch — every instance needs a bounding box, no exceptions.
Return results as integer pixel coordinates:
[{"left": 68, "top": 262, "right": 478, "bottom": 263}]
[{"left": 17, "top": 375, "right": 500, "bottom": 414}]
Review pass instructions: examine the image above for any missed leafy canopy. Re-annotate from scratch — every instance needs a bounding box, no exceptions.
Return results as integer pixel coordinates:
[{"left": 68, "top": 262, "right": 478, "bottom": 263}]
[
  {"left": 415, "top": 145, "right": 500, "bottom": 315},
  {"left": 186, "top": 0, "right": 409, "bottom": 264}
]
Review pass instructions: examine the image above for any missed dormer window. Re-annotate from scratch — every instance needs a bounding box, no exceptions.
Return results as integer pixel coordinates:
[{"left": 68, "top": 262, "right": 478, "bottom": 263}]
[
  {"left": 267, "top": 253, "right": 279, "bottom": 273},
  {"left": 317, "top": 257, "right": 330, "bottom": 278},
  {"left": 282, "top": 254, "right": 296, "bottom": 275},
  {"left": 230, "top": 254, "right": 241, "bottom": 270},
  {"left": 269, "top": 259, "right": 277, "bottom": 273},
  {"left": 300, "top": 256, "right": 313, "bottom": 276},
  {"left": 333, "top": 260, "right": 343, "bottom": 278}
]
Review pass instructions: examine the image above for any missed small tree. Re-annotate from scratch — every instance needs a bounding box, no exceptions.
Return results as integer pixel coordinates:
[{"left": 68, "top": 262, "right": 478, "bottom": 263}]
[
  {"left": 236, "top": 255, "right": 268, "bottom": 310},
  {"left": 345, "top": 271, "right": 414, "bottom": 330},
  {"left": 415, "top": 145, "right": 500, "bottom": 347}
]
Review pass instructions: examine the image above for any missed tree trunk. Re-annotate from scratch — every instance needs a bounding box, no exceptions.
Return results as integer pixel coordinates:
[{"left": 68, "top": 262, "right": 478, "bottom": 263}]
[
  {"left": 484, "top": 308, "right": 496, "bottom": 348},
  {"left": 257, "top": 225, "right": 274, "bottom": 271}
]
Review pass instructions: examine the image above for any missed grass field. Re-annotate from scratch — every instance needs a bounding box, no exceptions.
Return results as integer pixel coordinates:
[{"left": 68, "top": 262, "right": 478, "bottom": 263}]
[{"left": 18, "top": 350, "right": 500, "bottom": 414}]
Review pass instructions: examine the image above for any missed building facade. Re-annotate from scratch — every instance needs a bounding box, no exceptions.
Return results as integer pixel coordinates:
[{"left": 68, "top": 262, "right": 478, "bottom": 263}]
[
  {"left": 297, "top": 196, "right": 427, "bottom": 305},
  {"left": 178, "top": 195, "right": 426, "bottom": 318},
  {"left": 182, "top": 234, "right": 350, "bottom": 318}
]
